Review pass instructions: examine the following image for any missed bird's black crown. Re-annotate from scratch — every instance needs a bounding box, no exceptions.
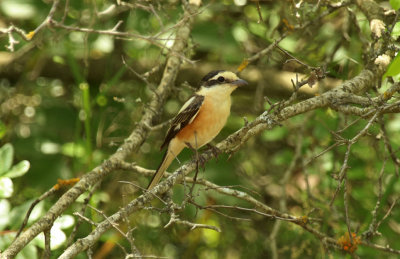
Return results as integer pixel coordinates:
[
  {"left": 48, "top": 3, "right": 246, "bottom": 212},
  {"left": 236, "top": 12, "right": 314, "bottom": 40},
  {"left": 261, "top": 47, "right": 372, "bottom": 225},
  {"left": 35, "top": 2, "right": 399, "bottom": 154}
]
[{"left": 200, "top": 70, "right": 225, "bottom": 87}]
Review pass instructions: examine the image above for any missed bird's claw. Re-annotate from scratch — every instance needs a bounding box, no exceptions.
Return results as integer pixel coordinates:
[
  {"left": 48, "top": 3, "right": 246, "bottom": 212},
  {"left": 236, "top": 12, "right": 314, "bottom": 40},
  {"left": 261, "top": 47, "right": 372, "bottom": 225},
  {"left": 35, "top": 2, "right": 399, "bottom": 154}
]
[
  {"left": 185, "top": 141, "right": 207, "bottom": 169},
  {"left": 197, "top": 155, "right": 207, "bottom": 169},
  {"left": 206, "top": 143, "right": 221, "bottom": 160}
]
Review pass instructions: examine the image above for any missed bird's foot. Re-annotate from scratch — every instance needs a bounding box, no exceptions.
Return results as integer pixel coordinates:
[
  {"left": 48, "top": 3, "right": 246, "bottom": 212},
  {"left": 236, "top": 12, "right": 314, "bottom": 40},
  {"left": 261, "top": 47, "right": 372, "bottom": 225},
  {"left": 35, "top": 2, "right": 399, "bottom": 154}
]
[
  {"left": 206, "top": 143, "right": 221, "bottom": 160},
  {"left": 185, "top": 141, "right": 207, "bottom": 194},
  {"left": 185, "top": 142, "right": 206, "bottom": 169},
  {"left": 188, "top": 151, "right": 207, "bottom": 169},
  {"left": 196, "top": 154, "right": 207, "bottom": 169}
]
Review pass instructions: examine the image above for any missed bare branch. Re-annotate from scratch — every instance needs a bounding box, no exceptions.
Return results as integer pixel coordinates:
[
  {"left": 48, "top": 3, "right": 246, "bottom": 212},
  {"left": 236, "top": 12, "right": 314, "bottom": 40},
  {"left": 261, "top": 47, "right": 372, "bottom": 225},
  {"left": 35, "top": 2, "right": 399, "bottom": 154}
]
[{"left": 2, "top": 2, "right": 201, "bottom": 258}]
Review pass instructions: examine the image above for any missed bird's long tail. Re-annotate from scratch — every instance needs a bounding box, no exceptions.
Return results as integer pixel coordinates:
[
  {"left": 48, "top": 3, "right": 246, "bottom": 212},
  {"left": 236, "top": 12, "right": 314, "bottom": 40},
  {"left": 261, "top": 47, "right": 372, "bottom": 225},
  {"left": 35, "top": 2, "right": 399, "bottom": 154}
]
[{"left": 147, "top": 141, "right": 184, "bottom": 190}]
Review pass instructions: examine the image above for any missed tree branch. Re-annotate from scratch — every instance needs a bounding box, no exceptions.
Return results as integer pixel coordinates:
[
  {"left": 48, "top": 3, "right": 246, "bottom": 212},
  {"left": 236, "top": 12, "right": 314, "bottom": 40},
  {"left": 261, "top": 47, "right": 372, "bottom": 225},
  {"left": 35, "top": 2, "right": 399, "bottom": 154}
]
[
  {"left": 2, "top": 2, "right": 200, "bottom": 258},
  {"left": 58, "top": 61, "right": 388, "bottom": 257}
]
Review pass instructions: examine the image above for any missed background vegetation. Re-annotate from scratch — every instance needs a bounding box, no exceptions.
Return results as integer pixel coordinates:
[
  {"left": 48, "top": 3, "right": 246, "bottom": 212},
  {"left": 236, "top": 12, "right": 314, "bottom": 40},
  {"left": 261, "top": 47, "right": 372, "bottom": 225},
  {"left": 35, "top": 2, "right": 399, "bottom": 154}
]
[{"left": 1, "top": 0, "right": 400, "bottom": 258}]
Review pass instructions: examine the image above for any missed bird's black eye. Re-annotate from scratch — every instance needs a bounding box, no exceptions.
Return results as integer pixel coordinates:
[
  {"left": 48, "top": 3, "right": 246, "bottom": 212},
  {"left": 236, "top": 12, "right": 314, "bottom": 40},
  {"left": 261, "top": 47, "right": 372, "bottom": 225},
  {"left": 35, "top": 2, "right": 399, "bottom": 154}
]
[{"left": 217, "top": 76, "right": 225, "bottom": 82}]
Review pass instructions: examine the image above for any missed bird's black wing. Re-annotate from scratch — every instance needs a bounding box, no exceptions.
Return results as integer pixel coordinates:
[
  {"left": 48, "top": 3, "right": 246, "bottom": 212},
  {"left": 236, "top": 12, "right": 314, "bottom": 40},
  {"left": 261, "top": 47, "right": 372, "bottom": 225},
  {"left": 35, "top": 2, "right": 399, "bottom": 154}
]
[{"left": 160, "top": 94, "right": 205, "bottom": 150}]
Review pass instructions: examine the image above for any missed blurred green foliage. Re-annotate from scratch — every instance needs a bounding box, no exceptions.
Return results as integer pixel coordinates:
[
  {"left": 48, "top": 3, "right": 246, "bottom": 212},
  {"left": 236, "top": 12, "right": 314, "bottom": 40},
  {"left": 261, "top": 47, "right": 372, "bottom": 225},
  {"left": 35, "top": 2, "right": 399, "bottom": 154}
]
[
  {"left": 0, "top": 143, "right": 30, "bottom": 198},
  {"left": 390, "top": 0, "right": 400, "bottom": 10},
  {"left": 1, "top": 0, "right": 400, "bottom": 258}
]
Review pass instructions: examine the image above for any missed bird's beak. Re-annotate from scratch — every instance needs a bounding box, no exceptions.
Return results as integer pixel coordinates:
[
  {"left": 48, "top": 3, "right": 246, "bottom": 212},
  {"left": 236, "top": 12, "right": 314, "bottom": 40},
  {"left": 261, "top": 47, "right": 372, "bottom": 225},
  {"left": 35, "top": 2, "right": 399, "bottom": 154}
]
[{"left": 232, "top": 79, "right": 248, "bottom": 87}]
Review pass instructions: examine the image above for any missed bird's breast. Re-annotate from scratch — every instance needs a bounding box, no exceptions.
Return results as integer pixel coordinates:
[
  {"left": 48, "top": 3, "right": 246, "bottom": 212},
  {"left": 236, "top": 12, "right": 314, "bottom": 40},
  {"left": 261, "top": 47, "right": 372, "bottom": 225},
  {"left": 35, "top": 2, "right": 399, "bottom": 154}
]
[{"left": 176, "top": 95, "right": 231, "bottom": 148}]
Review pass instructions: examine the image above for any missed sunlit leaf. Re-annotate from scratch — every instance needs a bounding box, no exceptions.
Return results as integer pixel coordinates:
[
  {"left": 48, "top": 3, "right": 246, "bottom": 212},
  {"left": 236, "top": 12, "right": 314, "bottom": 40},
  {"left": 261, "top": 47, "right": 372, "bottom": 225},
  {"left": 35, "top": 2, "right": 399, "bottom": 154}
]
[
  {"left": 9, "top": 200, "right": 44, "bottom": 229},
  {"left": 54, "top": 215, "right": 75, "bottom": 229},
  {"left": 201, "top": 219, "right": 220, "bottom": 247},
  {"left": 0, "top": 199, "right": 11, "bottom": 230},
  {"left": 392, "top": 22, "right": 400, "bottom": 39},
  {"left": 96, "top": 94, "right": 108, "bottom": 107},
  {"left": 262, "top": 127, "right": 288, "bottom": 141},
  {"left": 390, "top": 0, "right": 400, "bottom": 10},
  {"left": 0, "top": 232, "right": 13, "bottom": 250},
  {"left": 146, "top": 214, "right": 161, "bottom": 228},
  {"left": 0, "top": 143, "right": 13, "bottom": 175},
  {"left": 35, "top": 226, "right": 67, "bottom": 250},
  {"left": 93, "top": 35, "right": 114, "bottom": 53},
  {"left": 17, "top": 239, "right": 38, "bottom": 259},
  {"left": 2, "top": 160, "right": 30, "bottom": 178},
  {"left": 0, "top": 0, "right": 36, "bottom": 19},
  {"left": 61, "top": 142, "right": 86, "bottom": 157},
  {"left": 0, "top": 177, "right": 13, "bottom": 198},
  {"left": 52, "top": 55, "right": 65, "bottom": 65},
  {"left": 383, "top": 53, "right": 400, "bottom": 80},
  {"left": 0, "top": 232, "right": 38, "bottom": 259},
  {"left": 0, "top": 121, "right": 6, "bottom": 139}
]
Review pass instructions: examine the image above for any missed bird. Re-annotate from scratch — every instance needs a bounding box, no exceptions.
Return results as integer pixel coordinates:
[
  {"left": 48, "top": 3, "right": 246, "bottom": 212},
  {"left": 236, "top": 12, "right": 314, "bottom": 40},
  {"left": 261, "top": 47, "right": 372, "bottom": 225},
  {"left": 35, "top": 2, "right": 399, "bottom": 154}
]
[{"left": 147, "top": 70, "right": 248, "bottom": 190}]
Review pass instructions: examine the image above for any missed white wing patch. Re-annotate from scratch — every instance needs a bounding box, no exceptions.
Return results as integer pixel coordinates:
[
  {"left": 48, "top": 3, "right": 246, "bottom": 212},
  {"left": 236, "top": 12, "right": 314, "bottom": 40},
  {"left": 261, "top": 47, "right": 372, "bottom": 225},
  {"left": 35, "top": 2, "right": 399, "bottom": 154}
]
[
  {"left": 188, "top": 109, "right": 200, "bottom": 124},
  {"left": 177, "top": 95, "right": 201, "bottom": 124},
  {"left": 178, "top": 96, "right": 195, "bottom": 113},
  {"left": 160, "top": 94, "right": 205, "bottom": 150}
]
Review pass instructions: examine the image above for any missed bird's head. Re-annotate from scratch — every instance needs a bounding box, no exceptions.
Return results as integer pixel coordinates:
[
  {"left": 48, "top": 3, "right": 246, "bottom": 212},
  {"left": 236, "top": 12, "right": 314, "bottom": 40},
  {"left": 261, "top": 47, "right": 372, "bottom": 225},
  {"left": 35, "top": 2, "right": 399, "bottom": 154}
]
[{"left": 199, "top": 70, "right": 248, "bottom": 94}]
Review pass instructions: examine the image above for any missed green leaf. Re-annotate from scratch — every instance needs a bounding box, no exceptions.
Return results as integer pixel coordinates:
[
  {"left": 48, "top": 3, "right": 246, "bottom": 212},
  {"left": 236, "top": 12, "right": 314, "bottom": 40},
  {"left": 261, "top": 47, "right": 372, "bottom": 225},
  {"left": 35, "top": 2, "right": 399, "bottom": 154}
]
[
  {"left": 34, "top": 227, "right": 66, "bottom": 250},
  {"left": 17, "top": 239, "right": 38, "bottom": 259},
  {"left": 0, "top": 232, "right": 13, "bottom": 251},
  {"left": 34, "top": 216, "right": 73, "bottom": 250},
  {"left": 52, "top": 55, "right": 65, "bottom": 65},
  {"left": 0, "top": 233, "right": 38, "bottom": 259},
  {"left": 0, "top": 177, "right": 13, "bottom": 198},
  {"left": 390, "top": 0, "right": 400, "bottom": 10},
  {"left": 0, "top": 121, "right": 6, "bottom": 139},
  {"left": 3, "top": 160, "right": 30, "bottom": 178},
  {"left": 383, "top": 53, "right": 400, "bottom": 80},
  {"left": 54, "top": 215, "right": 75, "bottom": 229},
  {"left": 61, "top": 142, "right": 85, "bottom": 157},
  {"left": 9, "top": 200, "right": 44, "bottom": 229},
  {"left": 392, "top": 22, "right": 400, "bottom": 39},
  {"left": 0, "top": 143, "right": 13, "bottom": 175},
  {"left": 0, "top": 199, "right": 11, "bottom": 230},
  {"left": 48, "top": 227, "right": 67, "bottom": 250}
]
